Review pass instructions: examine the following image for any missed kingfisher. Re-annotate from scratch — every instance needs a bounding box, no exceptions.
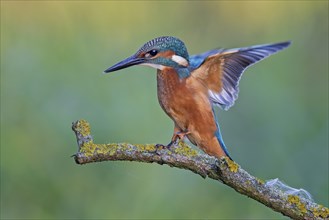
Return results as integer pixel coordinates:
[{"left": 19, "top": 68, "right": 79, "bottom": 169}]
[{"left": 104, "top": 36, "right": 291, "bottom": 160}]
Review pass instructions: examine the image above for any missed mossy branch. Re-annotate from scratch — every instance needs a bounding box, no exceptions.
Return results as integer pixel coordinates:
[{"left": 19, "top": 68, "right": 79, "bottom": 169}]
[{"left": 71, "top": 119, "right": 328, "bottom": 220}]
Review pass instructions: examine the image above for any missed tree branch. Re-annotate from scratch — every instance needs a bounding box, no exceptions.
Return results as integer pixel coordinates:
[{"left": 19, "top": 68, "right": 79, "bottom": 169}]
[{"left": 71, "top": 119, "right": 328, "bottom": 220}]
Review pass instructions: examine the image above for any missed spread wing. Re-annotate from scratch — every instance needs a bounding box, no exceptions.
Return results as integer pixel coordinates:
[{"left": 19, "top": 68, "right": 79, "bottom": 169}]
[
  {"left": 189, "top": 48, "right": 224, "bottom": 69},
  {"left": 190, "top": 41, "right": 291, "bottom": 110}
]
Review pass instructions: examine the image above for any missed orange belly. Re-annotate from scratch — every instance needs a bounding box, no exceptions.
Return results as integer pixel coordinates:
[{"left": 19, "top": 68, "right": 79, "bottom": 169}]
[{"left": 157, "top": 68, "right": 227, "bottom": 158}]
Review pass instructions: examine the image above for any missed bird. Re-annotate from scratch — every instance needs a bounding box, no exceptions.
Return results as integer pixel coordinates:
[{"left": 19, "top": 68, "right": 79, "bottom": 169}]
[{"left": 104, "top": 36, "right": 291, "bottom": 160}]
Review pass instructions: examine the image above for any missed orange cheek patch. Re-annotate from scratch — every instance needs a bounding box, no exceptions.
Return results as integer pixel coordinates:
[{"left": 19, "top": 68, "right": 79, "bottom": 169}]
[
  {"left": 156, "top": 50, "right": 175, "bottom": 58},
  {"left": 137, "top": 52, "right": 146, "bottom": 58}
]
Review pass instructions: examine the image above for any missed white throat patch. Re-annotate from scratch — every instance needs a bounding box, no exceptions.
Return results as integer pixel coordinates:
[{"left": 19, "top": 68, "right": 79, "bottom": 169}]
[
  {"left": 171, "top": 55, "right": 188, "bottom": 67},
  {"left": 139, "top": 63, "right": 165, "bottom": 70}
]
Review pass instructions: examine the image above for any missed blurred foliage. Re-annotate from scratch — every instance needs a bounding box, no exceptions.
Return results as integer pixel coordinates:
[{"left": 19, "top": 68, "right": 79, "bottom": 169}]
[{"left": 1, "top": 1, "right": 328, "bottom": 219}]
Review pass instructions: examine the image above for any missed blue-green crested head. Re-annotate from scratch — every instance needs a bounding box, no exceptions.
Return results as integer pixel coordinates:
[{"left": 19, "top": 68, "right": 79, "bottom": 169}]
[
  {"left": 134, "top": 36, "right": 190, "bottom": 70},
  {"left": 138, "top": 36, "right": 189, "bottom": 62},
  {"left": 104, "top": 36, "right": 190, "bottom": 73}
]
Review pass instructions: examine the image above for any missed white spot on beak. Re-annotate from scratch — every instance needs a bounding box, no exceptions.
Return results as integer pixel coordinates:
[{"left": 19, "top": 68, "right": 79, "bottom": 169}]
[
  {"left": 139, "top": 63, "right": 165, "bottom": 70},
  {"left": 171, "top": 55, "right": 188, "bottom": 67}
]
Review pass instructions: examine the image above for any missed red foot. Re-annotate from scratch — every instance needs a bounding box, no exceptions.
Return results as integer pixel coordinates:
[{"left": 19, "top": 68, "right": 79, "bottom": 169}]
[{"left": 171, "top": 130, "right": 191, "bottom": 143}]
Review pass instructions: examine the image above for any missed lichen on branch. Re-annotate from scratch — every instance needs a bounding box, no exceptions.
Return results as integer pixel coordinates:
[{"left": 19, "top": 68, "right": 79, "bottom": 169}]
[{"left": 71, "top": 119, "right": 329, "bottom": 220}]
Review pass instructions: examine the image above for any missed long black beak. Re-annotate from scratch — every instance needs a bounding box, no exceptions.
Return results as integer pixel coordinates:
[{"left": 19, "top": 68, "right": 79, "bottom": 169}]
[{"left": 104, "top": 55, "right": 145, "bottom": 73}]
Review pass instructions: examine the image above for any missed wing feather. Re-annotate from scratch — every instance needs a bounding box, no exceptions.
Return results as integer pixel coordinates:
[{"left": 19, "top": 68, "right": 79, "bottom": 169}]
[{"left": 191, "top": 41, "right": 291, "bottom": 110}]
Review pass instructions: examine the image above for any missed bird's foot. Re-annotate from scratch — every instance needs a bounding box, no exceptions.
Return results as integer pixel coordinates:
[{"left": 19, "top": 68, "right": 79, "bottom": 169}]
[
  {"left": 155, "top": 140, "right": 175, "bottom": 150},
  {"left": 152, "top": 130, "right": 190, "bottom": 155},
  {"left": 171, "top": 130, "right": 191, "bottom": 144},
  {"left": 152, "top": 143, "right": 174, "bottom": 155},
  {"left": 174, "top": 130, "right": 191, "bottom": 140}
]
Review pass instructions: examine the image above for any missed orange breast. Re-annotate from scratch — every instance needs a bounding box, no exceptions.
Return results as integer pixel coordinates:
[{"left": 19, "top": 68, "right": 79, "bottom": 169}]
[
  {"left": 156, "top": 67, "right": 218, "bottom": 145},
  {"left": 157, "top": 68, "right": 189, "bottom": 128}
]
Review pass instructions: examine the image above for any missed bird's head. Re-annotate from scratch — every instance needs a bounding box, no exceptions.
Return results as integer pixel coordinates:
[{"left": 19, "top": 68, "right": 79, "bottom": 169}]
[{"left": 104, "top": 36, "right": 189, "bottom": 73}]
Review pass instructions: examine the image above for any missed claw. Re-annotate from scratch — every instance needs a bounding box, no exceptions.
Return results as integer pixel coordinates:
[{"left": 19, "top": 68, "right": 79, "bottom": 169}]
[
  {"left": 152, "top": 143, "right": 173, "bottom": 155},
  {"left": 152, "top": 129, "right": 191, "bottom": 155},
  {"left": 155, "top": 143, "right": 166, "bottom": 150}
]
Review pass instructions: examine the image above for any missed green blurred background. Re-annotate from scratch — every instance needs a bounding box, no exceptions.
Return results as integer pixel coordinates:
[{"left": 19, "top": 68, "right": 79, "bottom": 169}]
[{"left": 1, "top": 1, "right": 328, "bottom": 219}]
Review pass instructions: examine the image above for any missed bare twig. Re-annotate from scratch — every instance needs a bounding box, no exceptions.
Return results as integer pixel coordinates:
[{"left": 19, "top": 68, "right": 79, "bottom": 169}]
[{"left": 71, "top": 119, "right": 328, "bottom": 220}]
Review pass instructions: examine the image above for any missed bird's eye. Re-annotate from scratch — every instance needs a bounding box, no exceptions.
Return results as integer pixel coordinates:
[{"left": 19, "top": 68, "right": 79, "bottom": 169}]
[
  {"left": 149, "top": 49, "right": 158, "bottom": 56},
  {"left": 145, "top": 49, "right": 158, "bottom": 58}
]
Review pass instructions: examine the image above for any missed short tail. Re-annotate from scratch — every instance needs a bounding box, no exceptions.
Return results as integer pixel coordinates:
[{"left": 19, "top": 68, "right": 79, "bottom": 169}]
[
  {"left": 212, "top": 107, "right": 233, "bottom": 160},
  {"left": 215, "top": 123, "right": 233, "bottom": 161}
]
